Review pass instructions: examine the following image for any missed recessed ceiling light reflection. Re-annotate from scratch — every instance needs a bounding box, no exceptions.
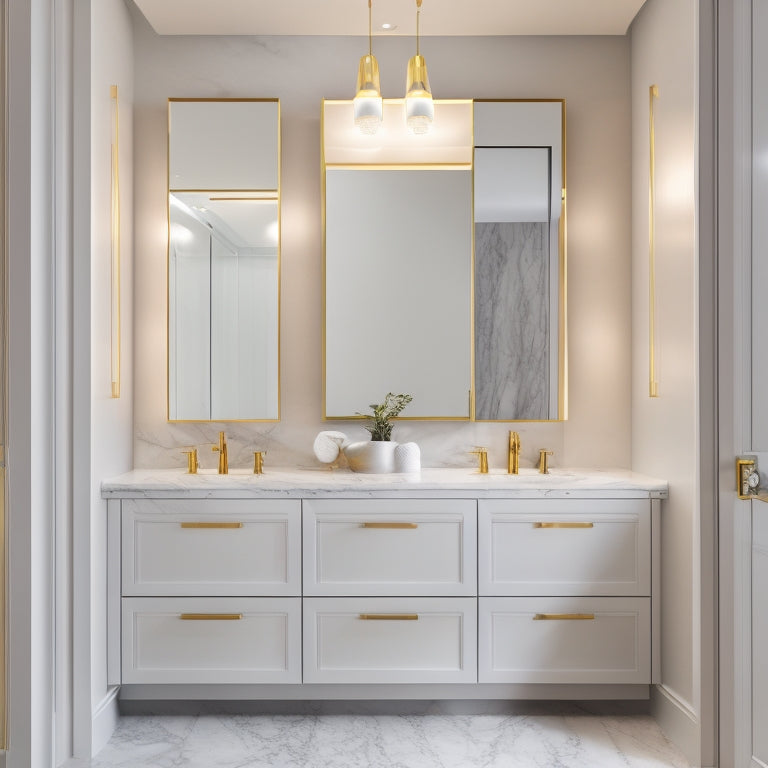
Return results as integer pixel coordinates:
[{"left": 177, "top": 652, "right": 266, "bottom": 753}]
[
  {"left": 266, "top": 220, "right": 279, "bottom": 244},
  {"left": 170, "top": 222, "right": 194, "bottom": 245}
]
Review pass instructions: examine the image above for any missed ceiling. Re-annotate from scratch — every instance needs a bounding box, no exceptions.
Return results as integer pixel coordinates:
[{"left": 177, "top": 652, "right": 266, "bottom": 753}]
[{"left": 132, "top": 0, "right": 648, "bottom": 37}]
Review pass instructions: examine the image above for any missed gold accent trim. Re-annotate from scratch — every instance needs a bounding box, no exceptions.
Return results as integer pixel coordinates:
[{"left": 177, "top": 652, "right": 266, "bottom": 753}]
[
  {"left": 321, "top": 99, "right": 327, "bottom": 418},
  {"left": 649, "top": 85, "right": 659, "bottom": 398},
  {"left": 533, "top": 522, "right": 594, "bottom": 529},
  {"left": 180, "top": 613, "right": 243, "bottom": 621},
  {"left": 207, "top": 195, "right": 278, "bottom": 201},
  {"left": 110, "top": 84, "right": 121, "bottom": 398},
  {"left": 169, "top": 189, "right": 279, "bottom": 196},
  {"left": 359, "top": 614, "right": 419, "bottom": 621},
  {"left": 473, "top": 99, "right": 567, "bottom": 422},
  {"left": 361, "top": 522, "right": 418, "bottom": 529},
  {"left": 323, "top": 98, "right": 471, "bottom": 106},
  {"left": 324, "top": 163, "right": 471, "bottom": 170},
  {"left": 180, "top": 522, "right": 244, "bottom": 529},
  {"left": 470, "top": 101, "right": 476, "bottom": 419},
  {"left": 533, "top": 613, "right": 595, "bottom": 621},
  {"left": 169, "top": 98, "right": 280, "bottom": 103},
  {"left": 167, "top": 98, "right": 282, "bottom": 422}
]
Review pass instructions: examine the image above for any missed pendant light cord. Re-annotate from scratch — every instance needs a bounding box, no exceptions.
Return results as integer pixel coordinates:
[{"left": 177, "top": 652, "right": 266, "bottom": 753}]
[
  {"left": 416, "top": 0, "right": 421, "bottom": 55},
  {"left": 368, "top": 0, "right": 372, "bottom": 56}
]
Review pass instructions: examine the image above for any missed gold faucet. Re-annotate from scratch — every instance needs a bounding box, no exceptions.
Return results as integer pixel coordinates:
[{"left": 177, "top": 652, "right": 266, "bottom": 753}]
[
  {"left": 538, "top": 449, "right": 553, "bottom": 475},
  {"left": 508, "top": 431, "right": 521, "bottom": 474},
  {"left": 182, "top": 448, "right": 199, "bottom": 474},
  {"left": 470, "top": 447, "right": 489, "bottom": 474},
  {"left": 253, "top": 451, "right": 266, "bottom": 475},
  {"left": 212, "top": 431, "right": 228, "bottom": 474}
]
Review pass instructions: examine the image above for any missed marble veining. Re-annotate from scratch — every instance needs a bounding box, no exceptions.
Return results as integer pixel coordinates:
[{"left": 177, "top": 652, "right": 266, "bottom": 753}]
[
  {"left": 61, "top": 708, "right": 690, "bottom": 768},
  {"left": 101, "top": 467, "right": 668, "bottom": 499},
  {"left": 475, "top": 222, "right": 551, "bottom": 421}
]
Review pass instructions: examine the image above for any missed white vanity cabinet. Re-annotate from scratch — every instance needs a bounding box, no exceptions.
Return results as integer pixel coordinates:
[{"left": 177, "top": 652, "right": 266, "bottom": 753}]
[
  {"left": 303, "top": 499, "right": 476, "bottom": 596},
  {"left": 302, "top": 499, "right": 477, "bottom": 683},
  {"left": 104, "top": 468, "right": 664, "bottom": 699},
  {"left": 478, "top": 499, "right": 657, "bottom": 684},
  {"left": 112, "top": 498, "right": 302, "bottom": 685}
]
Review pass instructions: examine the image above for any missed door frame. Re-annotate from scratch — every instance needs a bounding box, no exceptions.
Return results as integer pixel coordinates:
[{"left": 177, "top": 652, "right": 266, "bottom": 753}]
[{"left": 715, "top": 0, "right": 758, "bottom": 766}]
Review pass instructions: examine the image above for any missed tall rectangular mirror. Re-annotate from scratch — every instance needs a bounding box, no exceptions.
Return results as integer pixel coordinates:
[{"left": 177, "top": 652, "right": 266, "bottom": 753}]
[
  {"left": 168, "top": 98, "right": 280, "bottom": 421},
  {"left": 322, "top": 99, "right": 565, "bottom": 422},
  {"left": 323, "top": 100, "right": 474, "bottom": 419}
]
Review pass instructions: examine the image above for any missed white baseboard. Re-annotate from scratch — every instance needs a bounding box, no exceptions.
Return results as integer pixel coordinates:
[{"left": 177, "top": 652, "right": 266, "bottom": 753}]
[
  {"left": 91, "top": 686, "right": 120, "bottom": 757},
  {"left": 651, "top": 684, "right": 710, "bottom": 767}
]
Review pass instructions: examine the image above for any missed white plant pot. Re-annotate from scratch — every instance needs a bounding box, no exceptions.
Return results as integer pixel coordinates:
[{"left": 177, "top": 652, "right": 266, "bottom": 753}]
[{"left": 343, "top": 440, "right": 397, "bottom": 473}]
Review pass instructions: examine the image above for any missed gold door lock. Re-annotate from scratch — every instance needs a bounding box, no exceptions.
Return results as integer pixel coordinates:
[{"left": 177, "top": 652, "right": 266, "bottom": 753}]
[{"left": 736, "top": 456, "right": 768, "bottom": 500}]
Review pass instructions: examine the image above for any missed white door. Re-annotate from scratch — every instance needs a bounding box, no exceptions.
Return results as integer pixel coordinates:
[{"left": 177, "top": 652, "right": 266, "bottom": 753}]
[{"left": 723, "top": 2, "right": 768, "bottom": 766}]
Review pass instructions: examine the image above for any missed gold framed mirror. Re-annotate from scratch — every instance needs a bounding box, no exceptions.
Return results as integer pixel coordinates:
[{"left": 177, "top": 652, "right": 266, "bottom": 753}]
[
  {"left": 167, "top": 98, "right": 281, "bottom": 422},
  {"left": 322, "top": 98, "right": 566, "bottom": 423}
]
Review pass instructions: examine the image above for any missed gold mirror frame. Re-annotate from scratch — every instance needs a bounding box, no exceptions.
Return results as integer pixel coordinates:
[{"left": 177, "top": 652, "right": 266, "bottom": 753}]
[
  {"left": 321, "top": 98, "right": 567, "bottom": 423},
  {"left": 167, "top": 98, "right": 281, "bottom": 423}
]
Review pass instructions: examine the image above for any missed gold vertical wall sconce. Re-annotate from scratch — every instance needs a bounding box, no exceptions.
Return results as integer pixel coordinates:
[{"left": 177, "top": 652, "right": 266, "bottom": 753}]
[
  {"left": 110, "top": 84, "right": 121, "bottom": 398},
  {"left": 648, "top": 84, "right": 659, "bottom": 398}
]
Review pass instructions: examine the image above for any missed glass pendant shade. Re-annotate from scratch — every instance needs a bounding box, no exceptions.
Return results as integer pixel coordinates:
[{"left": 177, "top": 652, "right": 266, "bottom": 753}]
[
  {"left": 405, "top": 54, "right": 433, "bottom": 134},
  {"left": 354, "top": 54, "right": 383, "bottom": 135}
]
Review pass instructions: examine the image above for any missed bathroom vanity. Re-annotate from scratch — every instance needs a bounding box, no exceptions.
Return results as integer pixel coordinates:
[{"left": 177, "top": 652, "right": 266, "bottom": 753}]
[{"left": 103, "top": 468, "right": 666, "bottom": 702}]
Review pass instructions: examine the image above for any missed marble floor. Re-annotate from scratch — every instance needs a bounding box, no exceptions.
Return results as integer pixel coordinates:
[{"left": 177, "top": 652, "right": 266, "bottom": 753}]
[{"left": 61, "top": 702, "right": 691, "bottom": 768}]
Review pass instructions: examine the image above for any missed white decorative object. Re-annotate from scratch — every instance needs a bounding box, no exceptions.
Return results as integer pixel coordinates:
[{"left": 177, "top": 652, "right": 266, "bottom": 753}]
[
  {"left": 313, "top": 431, "right": 350, "bottom": 464},
  {"left": 343, "top": 440, "right": 397, "bottom": 473},
  {"left": 394, "top": 442, "right": 421, "bottom": 473}
]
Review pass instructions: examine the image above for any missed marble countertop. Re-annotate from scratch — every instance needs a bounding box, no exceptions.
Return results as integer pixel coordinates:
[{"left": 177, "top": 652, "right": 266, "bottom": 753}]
[{"left": 101, "top": 467, "right": 668, "bottom": 499}]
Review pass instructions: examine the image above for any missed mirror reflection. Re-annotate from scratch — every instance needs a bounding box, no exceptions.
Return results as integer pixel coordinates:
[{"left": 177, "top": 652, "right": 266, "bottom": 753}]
[
  {"left": 474, "top": 147, "right": 559, "bottom": 420},
  {"left": 168, "top": 194, "right": 279, "bottom": 420},
  {"left": 325, "top": 167, "right": 472, "bottom": 418}
]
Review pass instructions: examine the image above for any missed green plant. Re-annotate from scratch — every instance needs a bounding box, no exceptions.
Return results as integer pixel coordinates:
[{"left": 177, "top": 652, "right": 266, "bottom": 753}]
[{"left": 358, "top": 392, "right": 413, "bottom": 441}]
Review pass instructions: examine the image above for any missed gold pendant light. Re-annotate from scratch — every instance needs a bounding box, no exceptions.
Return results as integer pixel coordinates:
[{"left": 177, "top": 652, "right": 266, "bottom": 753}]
[
  {"left": 354, "top": 0, "right": 383, "bottom": 135},
  {"left": 405, "top": 0, "right": 433, "bottom": 134}
]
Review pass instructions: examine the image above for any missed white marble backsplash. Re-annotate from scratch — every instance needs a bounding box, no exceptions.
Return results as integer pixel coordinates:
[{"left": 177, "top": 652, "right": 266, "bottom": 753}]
[
  {"left": 475, "top": 222, "right": 549, "bottom": 420},
  {"left": 135, "top": 419, "right": 572, "bottom": 474}
]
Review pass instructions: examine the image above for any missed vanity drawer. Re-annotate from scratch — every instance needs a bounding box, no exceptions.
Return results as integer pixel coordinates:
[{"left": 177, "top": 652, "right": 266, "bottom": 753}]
[
  {"left": 303, "top": 499, "right": 476, "bottom": 596},
  {"left": 478, "top": 597, "right": 650, "bottom": 684},
  {"left": 303, "top": 597, "right": 477, "bottom": 684},
  {"left": 121, "top": 597, "right": 301, "bottom": 684},
  {"left": 478, "top": 499, "right": 650, "bottom": 596},
  {"left": 122, "top": 499, "right": 301, "bottom": 596}
]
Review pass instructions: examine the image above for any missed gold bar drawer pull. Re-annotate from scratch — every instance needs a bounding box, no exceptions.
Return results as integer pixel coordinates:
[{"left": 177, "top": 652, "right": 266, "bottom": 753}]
[
  {"left": 359, "top": 614, "right": 419, "bottom": 621},
  {"left": 533, "top": 522, "right": 594, "bottom": 529},
  {"left": 533, "top": 613, "right": 595, "bottom": 621},
  {"left": 361, "top": 522, "right": 418, "bottom": 529},
  {"left": 180, "top": 613, "right": 243, "bottom": 621},
  {"left": 180, "top": 522, "right": 244, "bottom": 529}
]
